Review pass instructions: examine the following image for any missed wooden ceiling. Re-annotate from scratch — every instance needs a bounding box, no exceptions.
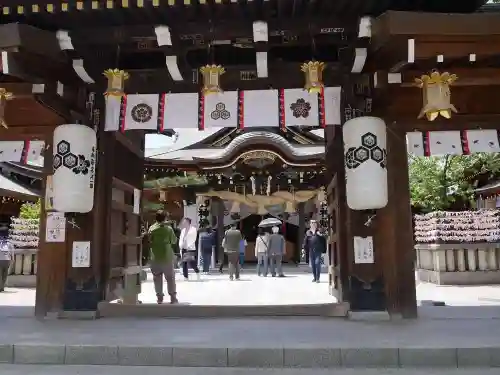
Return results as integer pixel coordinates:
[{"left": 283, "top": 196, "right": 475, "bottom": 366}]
[
  {"left": 0, "top": 1, "right": 489, "bottom": 94},
  {"left": 0, "top": 0, "right": 488, "bottom": 29},
  {"left": 370, "top": 11, "right": 500, "bottom": 75}
]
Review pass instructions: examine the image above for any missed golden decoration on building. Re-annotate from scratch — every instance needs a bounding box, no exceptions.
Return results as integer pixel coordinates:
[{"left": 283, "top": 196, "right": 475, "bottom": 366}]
[
  {"left": 241, "top": 151, "right": 276, "bottom": 163},
  {"left": 0, "top": 88, "right": 13, "bottom": 128},
  {"left": 199, "top": 64, "right": 225, "bottom": 95},
  {"left": 415, "top": 71, "right": 458, "bottom": 121},
  {"left": 301, "top": 61, "right": 325, "bottom": 94},
  {"left": 103, "top": 69, "right": 129, "bottom": 97}
]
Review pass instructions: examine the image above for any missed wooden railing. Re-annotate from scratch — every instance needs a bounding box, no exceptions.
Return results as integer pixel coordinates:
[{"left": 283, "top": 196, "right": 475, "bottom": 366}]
[
  {"left": 415, "top": 243, "right": 500, "bottom": 285},
  {"left": 7, "top": 249, "right": 37, "bottom": 287}
]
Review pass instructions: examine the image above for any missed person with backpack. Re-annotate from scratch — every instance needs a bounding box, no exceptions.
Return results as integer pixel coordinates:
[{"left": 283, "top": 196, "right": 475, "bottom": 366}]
[{"left": 148, "top": 210, "right": 178, "bottom": 304}]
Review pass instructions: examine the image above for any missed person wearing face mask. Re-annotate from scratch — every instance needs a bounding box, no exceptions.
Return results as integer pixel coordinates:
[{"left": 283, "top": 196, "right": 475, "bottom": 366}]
[{"left": 302, "top": 220, "right": 326, "bottom": 283}]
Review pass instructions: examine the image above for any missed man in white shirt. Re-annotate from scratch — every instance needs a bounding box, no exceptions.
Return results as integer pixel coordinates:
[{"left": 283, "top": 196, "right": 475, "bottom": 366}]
[{"left": 178, "top": 217, "right": 200, "bottom": 281}]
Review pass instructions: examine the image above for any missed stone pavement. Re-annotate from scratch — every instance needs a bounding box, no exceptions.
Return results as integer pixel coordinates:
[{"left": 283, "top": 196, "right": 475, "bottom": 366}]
[
  {"left": 1, "top": 314, "right": 500, "bottom": 367},
  {"left": 0, "top": 365, "right": 498, "bottom": 375},
  {"left": 2, "top": 270, "right": 500, "bottom": 368}
]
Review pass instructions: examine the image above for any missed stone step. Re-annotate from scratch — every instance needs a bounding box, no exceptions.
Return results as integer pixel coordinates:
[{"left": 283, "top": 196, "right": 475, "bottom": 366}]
[
  {"left": 1, "top": 344, "right": 500, "bottom": 368},
  {"left": 0, "top": 365, "right": 498, "bottom": 375}
]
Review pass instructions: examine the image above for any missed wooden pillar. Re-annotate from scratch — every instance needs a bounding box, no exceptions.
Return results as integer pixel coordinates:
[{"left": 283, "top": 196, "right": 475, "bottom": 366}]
[
  {"left": 297, "top": 202, "right": 306, "bottom": 263},
  {"left": 384, "top": 122, "right": 417, "bottom": 318},
  {"left": 329, "top": 127, "right": 385, "bottom": 311},
  {"left": 35, "top": 136, "right": 67, "bottom": 317},
  {"left": 35, "top": 91, "right": 114, "bottom": 317},
  {"left": 215, "top": 197, "right": 224, "bottom": 264}
]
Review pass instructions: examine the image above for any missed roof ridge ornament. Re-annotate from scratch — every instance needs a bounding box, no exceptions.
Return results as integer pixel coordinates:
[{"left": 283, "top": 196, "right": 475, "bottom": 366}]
[{"left": 415, "top": 71, "right": 458, "bottom": 121}]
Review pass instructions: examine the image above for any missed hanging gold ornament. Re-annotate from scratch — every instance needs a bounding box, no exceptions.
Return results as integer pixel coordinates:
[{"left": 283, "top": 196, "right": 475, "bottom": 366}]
[
  {"left": 301, "top": 61, "right": 325, "bottom": 94},
  {"left": 199, "top": 64, "right": 225, "bottom": 95},
  {"left": 103, "top": 69, "right": 129, "bottom": 97},
  {"left": 0, "top": 88, "right": 13, "bottom": 128},
  {"left": 415, "top": 71, "right": 458, "bottom": 121}
]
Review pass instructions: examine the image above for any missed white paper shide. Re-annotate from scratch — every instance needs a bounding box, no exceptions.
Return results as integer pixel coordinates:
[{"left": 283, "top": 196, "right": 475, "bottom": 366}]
[
  {"left": 72, "top": 241, "right": 91, "bottom": 268},
  {"left": 52, "top": 124, "right": 97, "bottom": 213},
  {"left": 353, "top": 236, "right": 374, "bottom": 264}
]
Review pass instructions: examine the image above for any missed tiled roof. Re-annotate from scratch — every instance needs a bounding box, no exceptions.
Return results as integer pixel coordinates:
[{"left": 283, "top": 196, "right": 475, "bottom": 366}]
[
  {"left": 0, "top": 173, "right": 39, "bottom": 198},
  {"left": 148, "top": 131, "right": 323, "bottom": 162}
]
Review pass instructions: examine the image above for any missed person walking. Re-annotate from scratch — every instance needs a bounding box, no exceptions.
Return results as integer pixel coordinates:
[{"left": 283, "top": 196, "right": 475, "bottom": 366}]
[
  {"left": 268, "top": 226, "right": 285, "bottom": 277},
  {"left": 255, "top": 228, "right": 269, "bottom": 276},
  {"left": 179, "top": 217, "right": 201, "bottom": 281},
  {"left": 302, "top": 219, "right": 327, "bottom": 283},
  {"left": 147, "top": 210, "right": 178, "bottom": 304},
  {"left": 222, "top": 224, "right": 242, "bottom": 281},
  {"left": 239, "top": 237, "right": 247, "bottom": 268},
  {"left": 0, "top": 236, "right": 13, "bottom": 292},
  {"left": 200, "top": 227, "right": 216, "bottom": 274}
]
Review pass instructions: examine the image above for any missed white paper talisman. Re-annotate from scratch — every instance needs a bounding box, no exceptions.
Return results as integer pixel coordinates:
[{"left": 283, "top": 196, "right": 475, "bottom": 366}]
[
  {"left": 72, "top": 241, "right": 91, "bottom": 268},
  {"left": 353, "top": 236, "right": 374, "bottom": 264}
]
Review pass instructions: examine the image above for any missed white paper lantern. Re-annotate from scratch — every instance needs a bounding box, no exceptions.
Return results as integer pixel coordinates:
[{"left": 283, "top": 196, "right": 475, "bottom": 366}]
[
  {"left": 52, "top": 124, "right": 97, "bottom": 213},
  {"left": 343, "top": 116, "right": 388, "bottom": 210}
]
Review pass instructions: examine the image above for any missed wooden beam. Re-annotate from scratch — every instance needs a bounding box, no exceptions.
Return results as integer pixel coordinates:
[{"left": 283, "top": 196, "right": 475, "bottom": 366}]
[
  {"left": 114, "top": 131, "right": 144, "bottom": 159},
  {"left": 373, "top": 11, "right": 500, "bottom": 39},
  {"left": 0, "top": 125, "right": 52, "bottom": 141},
  {"left": 384, "top": 85, "right": 500, "bottom": 122},
  {"left": 413, "top": 37, "right": 500, "bottom": 62},
  {"left": 3, "top": 51, "right": 82, "bottom": 86},
  {"left": 367, "top": 37, "right": 414, "bottom": 73},
  {"left": 122, "top": 62, "right": 346, "bottom": 93},
  {"left": 389, "top": 115, "right": 500, "bottom": 132},
  {"left": 69, "top": 17, "right": 359, "bottom": 46},
  {"left": 0, "top": 23, "right": 63, "bottom": 62},
  {"left": 400, "top": 68, "right": 500, "bottom": 87}
]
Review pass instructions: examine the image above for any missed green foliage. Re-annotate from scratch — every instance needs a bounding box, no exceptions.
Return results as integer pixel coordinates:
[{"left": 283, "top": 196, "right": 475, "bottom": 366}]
[
  {"left": 19, "top": 199, "right": 41, "bottom": 219},
  {"left": 409, "top": 153, "right": 500, "bottom": 212}
]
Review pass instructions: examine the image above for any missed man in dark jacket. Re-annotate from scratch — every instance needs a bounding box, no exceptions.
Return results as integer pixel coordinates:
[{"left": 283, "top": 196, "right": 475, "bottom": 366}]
[
  {"left": 200, "top": 227, "right": 217, "bottom": 274},
  {"left": 302, "top": 220, "right": 326, "bottom": 283}
]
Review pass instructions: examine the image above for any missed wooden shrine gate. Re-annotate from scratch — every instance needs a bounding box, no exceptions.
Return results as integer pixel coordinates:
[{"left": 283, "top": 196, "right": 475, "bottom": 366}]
[{"left": 3, "top": 6, "right": 500, "bottom": 319}]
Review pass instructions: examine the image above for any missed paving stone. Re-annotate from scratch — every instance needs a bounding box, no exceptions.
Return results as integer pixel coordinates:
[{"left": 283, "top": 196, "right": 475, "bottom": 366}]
[
  {"left": 340, "top": 348, "right": 398, "bottom": 367},
  {"left": 65, "top": 345, "right": 118, "bottom": 365},
  {"left": 118, "top": 346, "right": 173, "bottom": 366},
  {"left": 399, "top": 348, "right": 457, "bottom": 368},
  {"left": 13, "top": 345, "right": 64, "bottom": 364},
  {"left": 457, "top": 348, "right": 491, "bottom": 367},
  {"left": 488, "top": 347, "right": 500, "bottom": 367},
  {"left": 228, "top": 348, "right": 284, "bottom": 368},
  {"left": 0, "top": 345, "right": 13, "bottom": 363},
  {"left": 172, "top": 347, "right": 227, "bottom": 367},
  {"left": 284, "top": 348, "right": 341, "bottom": 368}
]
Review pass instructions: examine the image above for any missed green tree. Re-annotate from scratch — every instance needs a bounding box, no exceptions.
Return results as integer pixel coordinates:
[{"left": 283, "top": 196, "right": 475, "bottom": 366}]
[
  {"left": 409, "top": 153, "right": 500, "bottom": 212},
  {"left": 19, "top": 199, "right": 41, "bottom": 219}
]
